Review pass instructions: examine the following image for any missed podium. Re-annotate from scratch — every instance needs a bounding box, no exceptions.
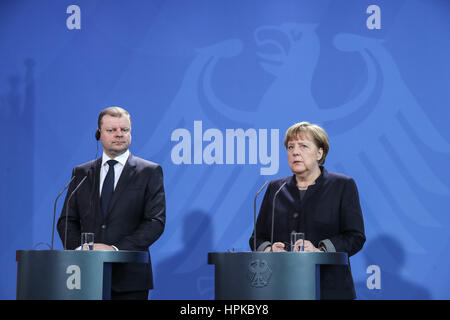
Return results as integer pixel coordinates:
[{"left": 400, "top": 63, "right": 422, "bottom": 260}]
[
  {"left": 16, "top": 250, "right": 148, "bottom": 300},
  {"left": 208, "top": 252, "right": 348, "bottom": 300}
]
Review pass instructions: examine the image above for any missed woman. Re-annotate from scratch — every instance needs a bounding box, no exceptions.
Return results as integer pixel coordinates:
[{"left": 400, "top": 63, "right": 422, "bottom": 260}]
[{"left": 249, "top": 121, "right": 365, "bottom": 299}]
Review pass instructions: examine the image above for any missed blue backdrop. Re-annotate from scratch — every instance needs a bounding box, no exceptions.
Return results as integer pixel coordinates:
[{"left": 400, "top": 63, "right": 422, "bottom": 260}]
[{"left": 1, "top": 0, "right": 449, "bottom": 300}]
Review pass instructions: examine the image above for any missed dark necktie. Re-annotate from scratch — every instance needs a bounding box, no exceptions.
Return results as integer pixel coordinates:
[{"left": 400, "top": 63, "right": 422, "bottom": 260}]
[{"left": 101, "top": 160, "right": 118, "bottom": 216}]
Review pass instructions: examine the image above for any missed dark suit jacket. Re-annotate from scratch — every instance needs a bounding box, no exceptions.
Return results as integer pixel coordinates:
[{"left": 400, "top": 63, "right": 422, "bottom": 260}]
[
  {"left": 249, "top": 167, "right": 365, "bottom": 299},
  {"left": 57, "top": 153, "right": 166, "bottom": 292}
]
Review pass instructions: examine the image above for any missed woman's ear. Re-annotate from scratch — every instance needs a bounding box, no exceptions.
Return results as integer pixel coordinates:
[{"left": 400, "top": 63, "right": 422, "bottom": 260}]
[{"left": 317, "top": 147, "right": 323, "bottom": 162}]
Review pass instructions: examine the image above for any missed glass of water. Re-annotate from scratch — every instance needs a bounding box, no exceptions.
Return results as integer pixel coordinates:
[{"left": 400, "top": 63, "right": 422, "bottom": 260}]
[
  {"left": 81, "top": 233, "right": 94, "bottom": 250},
  {"left": 290, "top": 232, "right": 305, "bottom": 252}
]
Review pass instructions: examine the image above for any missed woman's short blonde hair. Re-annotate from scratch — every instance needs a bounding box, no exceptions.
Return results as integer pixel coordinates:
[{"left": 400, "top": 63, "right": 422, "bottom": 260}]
[{"left": 284, "top": 122, "right": 329, "bottom": 165}]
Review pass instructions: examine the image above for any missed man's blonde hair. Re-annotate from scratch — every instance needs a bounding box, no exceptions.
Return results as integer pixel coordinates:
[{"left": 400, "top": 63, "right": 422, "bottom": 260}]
[{"left": 98, "top": 106, "right": 131, "bottom": 129}]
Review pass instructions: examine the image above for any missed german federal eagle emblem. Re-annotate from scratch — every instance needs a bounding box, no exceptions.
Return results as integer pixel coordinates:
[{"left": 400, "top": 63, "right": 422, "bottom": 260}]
[{"left": 248, "top": 259, "right": 272, "bottom": 288}]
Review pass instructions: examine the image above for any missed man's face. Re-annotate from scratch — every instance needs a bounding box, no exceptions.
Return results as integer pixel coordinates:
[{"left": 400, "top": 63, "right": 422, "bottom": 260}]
[{"left": 99, "top": 114, "right": 132, "bottom": 158}]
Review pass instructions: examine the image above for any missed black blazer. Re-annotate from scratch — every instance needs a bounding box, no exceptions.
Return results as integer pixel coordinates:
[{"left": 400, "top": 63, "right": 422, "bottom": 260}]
[
  {"left": 57, "top": 154, "right": 166, "bottom": 292},
  {"left": 249, "top": 167, "right": 365, "bottom": 299}
]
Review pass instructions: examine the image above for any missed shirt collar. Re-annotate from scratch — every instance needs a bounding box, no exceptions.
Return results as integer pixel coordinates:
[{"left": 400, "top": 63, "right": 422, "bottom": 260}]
[
  {"left": 102, "top": 149, "right": 130, "bottom": 167},
  {"left": 288, "top": 166, "right": 327, "bottom": 188}
]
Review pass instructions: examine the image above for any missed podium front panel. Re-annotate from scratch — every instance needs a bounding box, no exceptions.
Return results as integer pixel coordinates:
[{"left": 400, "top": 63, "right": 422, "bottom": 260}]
[
  {"left": 16, "top": 250, "right": 148, "bottom": 300},
  {"left": 208, "top": 252, "right": 348, "bottom": 300}
]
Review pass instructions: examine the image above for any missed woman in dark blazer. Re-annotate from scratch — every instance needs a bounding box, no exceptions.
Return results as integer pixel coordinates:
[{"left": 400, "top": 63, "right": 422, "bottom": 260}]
[{"left": 249, "top": 121, "right": 365, "bottom": 299}]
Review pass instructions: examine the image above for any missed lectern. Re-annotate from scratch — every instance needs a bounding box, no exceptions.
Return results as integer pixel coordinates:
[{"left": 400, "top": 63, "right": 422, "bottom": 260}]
[
  {"left": 16, "top": 250, "right": 148, "bottom": 300},
  {"left": 208, "top": 252, "right": 348, "bottom": 300}
]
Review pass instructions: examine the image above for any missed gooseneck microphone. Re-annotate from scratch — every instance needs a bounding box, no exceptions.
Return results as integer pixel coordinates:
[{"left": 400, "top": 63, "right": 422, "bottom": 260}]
[
  {"left": 64, "top": 176, "right": 88, "bottom": 250},
  {"left": 51, "top": 176, "right": 75, "bottom": 250},
  {"left": 270, "top": 182, "right": 287, "bottom": 252},
  {"left": 253, "top": 181, "right": 269, "bottom": 251}
]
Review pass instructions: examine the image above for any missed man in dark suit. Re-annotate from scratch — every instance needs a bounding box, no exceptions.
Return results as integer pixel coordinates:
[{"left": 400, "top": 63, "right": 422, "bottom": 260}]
[{"left": 57, "top": 106, "right": 166, "bottom": 300}]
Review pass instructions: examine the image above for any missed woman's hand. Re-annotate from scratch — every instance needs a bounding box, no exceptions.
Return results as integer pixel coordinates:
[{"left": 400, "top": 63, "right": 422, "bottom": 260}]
[
  {"left": 264, "top": 242, "right": 287, "bottom": 252},
  {"left": 293, "top": 239, "right": 321, "bottom": 252}
]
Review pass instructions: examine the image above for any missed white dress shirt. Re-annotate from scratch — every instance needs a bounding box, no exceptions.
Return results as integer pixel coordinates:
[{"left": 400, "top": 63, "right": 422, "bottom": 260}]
[
  {"left": 99, "top": 149, "right": 130, "bottom": 195},
  {"left": 86, "top": 149, "right": 130, "bottom": 252}
]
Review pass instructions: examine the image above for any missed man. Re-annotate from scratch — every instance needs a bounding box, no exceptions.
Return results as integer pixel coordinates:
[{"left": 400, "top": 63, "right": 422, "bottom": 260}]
[{"left": 57, "top": 106, "right": 166, "bottom": 300}]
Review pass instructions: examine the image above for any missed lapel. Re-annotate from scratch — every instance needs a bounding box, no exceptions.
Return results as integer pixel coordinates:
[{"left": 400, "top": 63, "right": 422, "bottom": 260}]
[
  {"left": 285, "top": 175, "right": 299, "bottom": 234},
  {"left": 105, "top": 153, "right": 137, "bottom": 217},
  {"left": 89, "top": 158, "right": 102, "bottom": 216},
  {"left": 303, "top": 167, "right": 326, "bottom": 201}
]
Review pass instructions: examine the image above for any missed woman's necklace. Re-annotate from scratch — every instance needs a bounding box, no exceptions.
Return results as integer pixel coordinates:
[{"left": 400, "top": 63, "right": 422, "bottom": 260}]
[
  {"left": 297, "top": 180, "right": 316, "bottom": 190},
  {"left": 296, "top": 169, "right": 319, "bottom": 190}
]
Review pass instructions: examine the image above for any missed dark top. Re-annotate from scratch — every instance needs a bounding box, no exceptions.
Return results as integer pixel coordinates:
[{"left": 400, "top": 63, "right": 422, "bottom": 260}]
[
  {"left": 249, "top": 167, "right": 365, "bottom": 299},
  {"left": 57, "top": 154, "right": 166, "bottom": 292}
]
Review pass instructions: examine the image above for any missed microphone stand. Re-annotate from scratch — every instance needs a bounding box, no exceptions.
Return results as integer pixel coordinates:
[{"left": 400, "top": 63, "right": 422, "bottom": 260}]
[
  {"left": 51, "top": 176, "right": 75, "bottom": 250},
  {"left": 64, "top": 176, "right": 87, "bottom": 250},
  {"left": 253, "top": 181, "right": 268, "bottom": 251},
  {"left": 270, "top": 182, "right": 287, "bottom": 252}
]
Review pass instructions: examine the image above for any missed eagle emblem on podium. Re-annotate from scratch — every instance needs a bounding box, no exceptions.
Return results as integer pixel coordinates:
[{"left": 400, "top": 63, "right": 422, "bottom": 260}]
[{"left": 248, "top": 259, "right": 272, "bottom": 288}]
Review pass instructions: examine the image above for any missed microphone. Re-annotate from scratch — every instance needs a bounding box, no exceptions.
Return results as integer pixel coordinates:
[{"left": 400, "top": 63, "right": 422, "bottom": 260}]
[
  {"left": 270, "top": 182, "right": 287, "bottom": 252},
  {"left": 51, "top": 176, "right": 75, "bottom": 250},
  {"left": 253, "top": 181, "right": 268, "bottom": 251},
  {"left": 64, "top": 176, "right": 88, "bottom": 250}
]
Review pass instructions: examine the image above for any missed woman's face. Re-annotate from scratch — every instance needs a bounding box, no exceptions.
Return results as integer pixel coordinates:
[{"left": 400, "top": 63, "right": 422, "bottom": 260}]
[{"left": 287, "top": 133, "right": 323, "bottom": 175}]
